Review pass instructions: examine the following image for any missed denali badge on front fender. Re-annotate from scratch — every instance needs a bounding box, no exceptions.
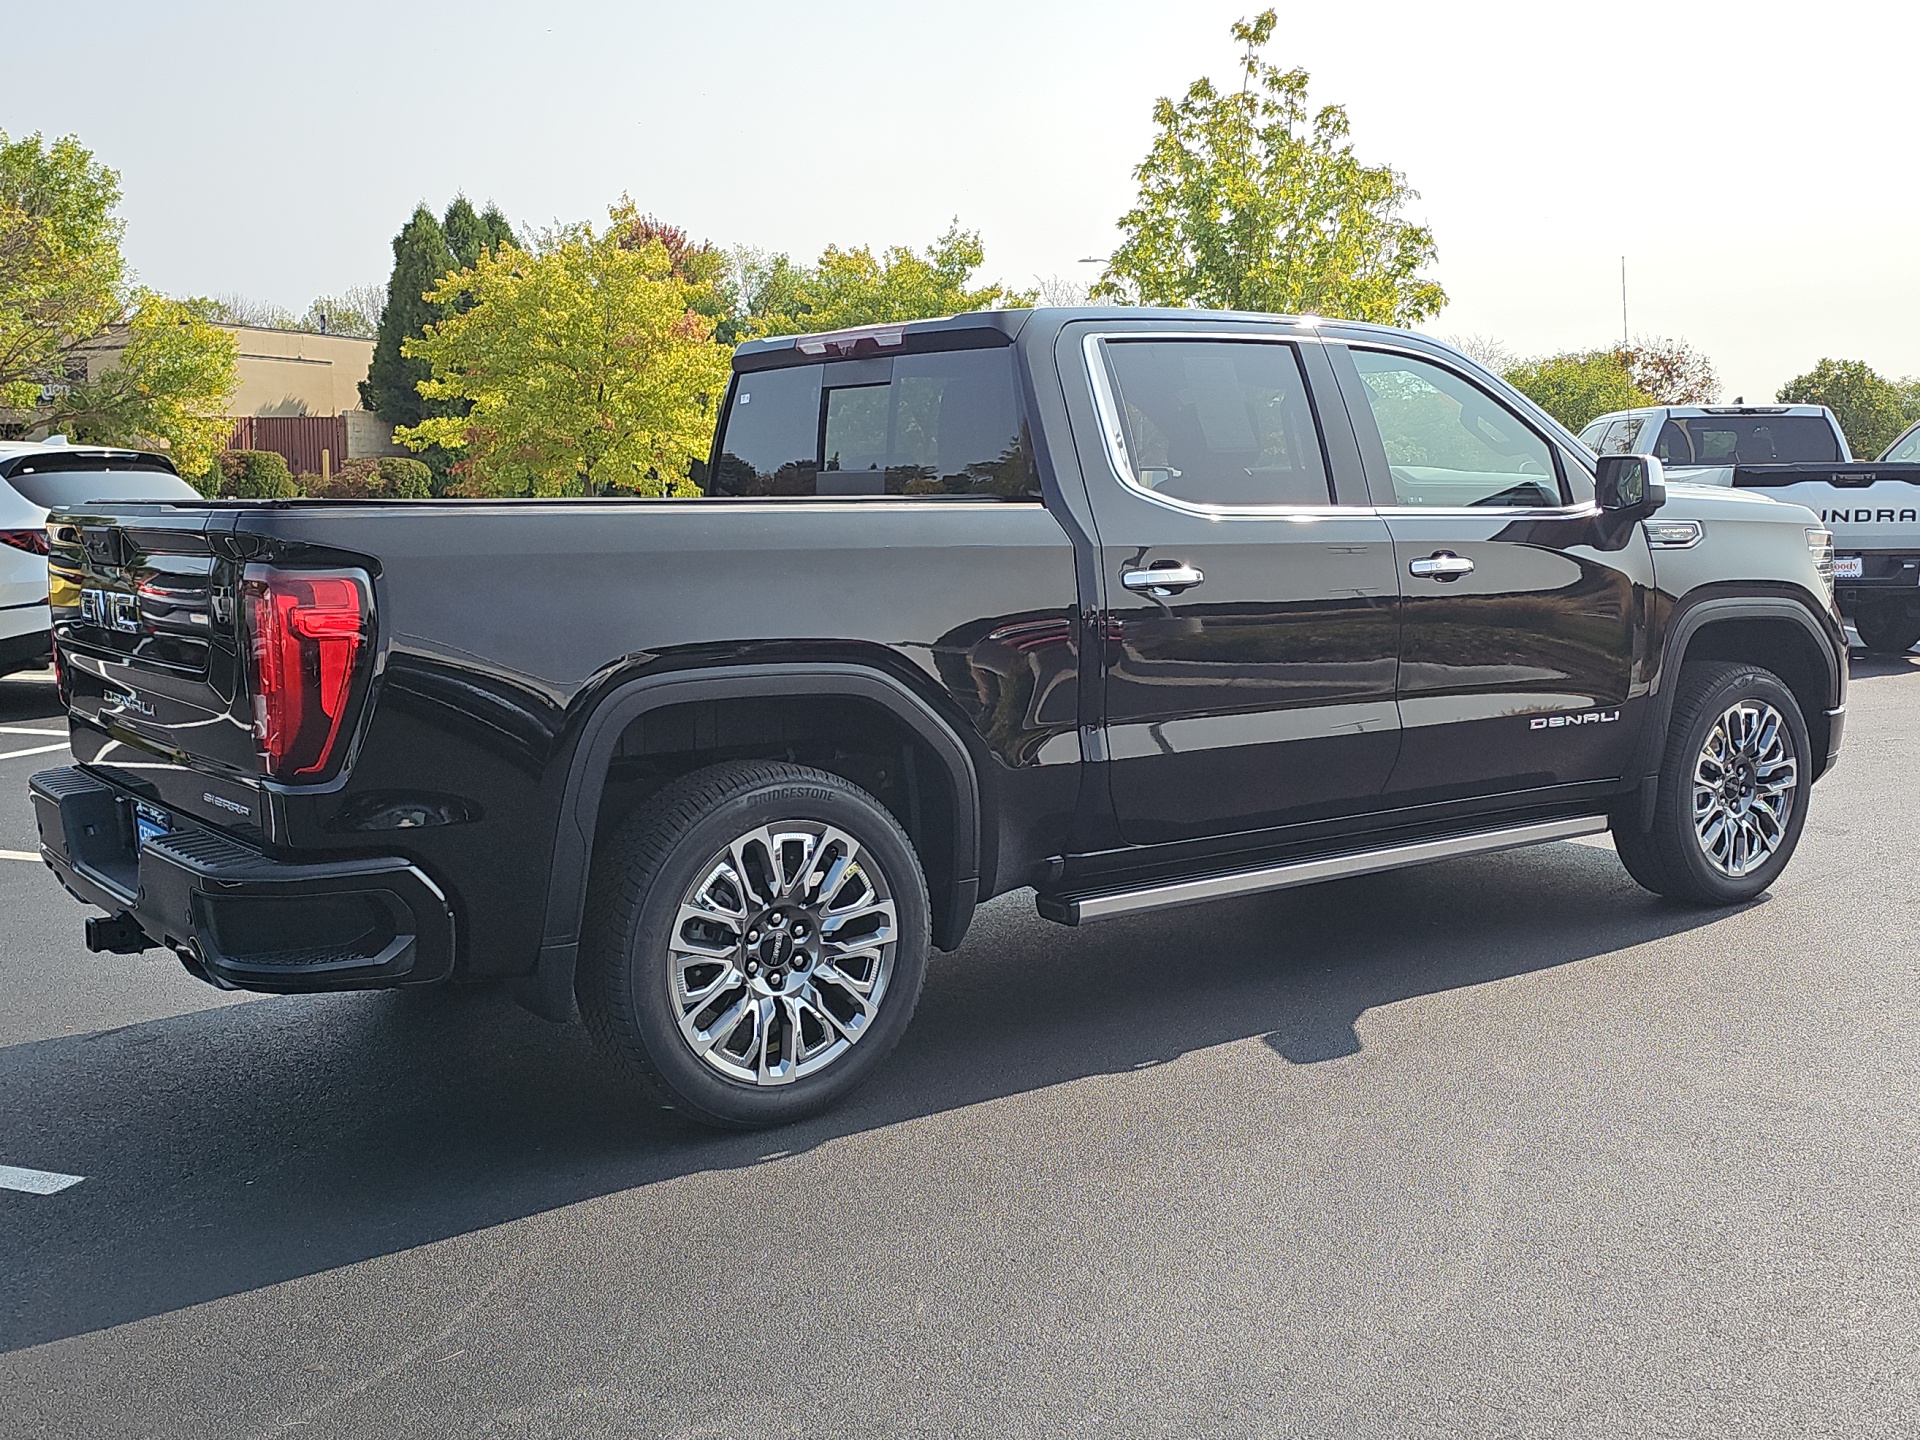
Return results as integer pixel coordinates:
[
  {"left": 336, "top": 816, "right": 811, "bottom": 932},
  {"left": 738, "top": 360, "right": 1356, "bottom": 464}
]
[{"left": 1531, "top": 710, "right": 1621, "bottom": 730}]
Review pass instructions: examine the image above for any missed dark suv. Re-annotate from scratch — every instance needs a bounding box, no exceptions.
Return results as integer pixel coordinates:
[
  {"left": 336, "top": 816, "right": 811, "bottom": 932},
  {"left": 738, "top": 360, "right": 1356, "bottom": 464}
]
[{"left": 30, "top": 309, "right": 1846, "bottom": 1127}]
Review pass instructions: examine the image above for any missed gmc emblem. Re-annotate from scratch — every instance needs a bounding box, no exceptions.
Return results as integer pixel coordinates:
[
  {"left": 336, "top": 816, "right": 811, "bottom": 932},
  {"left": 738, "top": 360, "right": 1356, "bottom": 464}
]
[{"left": 79, "top": 588, "right": 139, "bottom": 633}]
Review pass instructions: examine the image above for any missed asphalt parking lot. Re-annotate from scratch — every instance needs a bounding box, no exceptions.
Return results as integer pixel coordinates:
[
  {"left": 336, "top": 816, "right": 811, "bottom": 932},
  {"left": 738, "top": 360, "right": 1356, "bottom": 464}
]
[{"left": 2, "top": 657, "right": 1917, "bottom": 1439}]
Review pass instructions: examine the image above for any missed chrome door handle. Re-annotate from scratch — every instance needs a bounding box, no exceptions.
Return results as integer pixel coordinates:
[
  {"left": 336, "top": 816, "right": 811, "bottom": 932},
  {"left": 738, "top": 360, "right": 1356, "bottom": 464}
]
[
  {"left": 1408, "top": 552, "right": 1475, "bottom": 581},
  {"left": 1121, "top": 563, "right": 1205, "bottom": 596}
]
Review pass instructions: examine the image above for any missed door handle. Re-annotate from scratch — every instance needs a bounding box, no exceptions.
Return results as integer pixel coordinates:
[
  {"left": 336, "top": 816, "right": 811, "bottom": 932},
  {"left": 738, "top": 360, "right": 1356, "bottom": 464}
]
[
  {"left": 1408, "top": 552, "right": 1475, "bottom": 581},
  {"left": 1121, "top": 563, "right": 1205, "bottom": 597}
]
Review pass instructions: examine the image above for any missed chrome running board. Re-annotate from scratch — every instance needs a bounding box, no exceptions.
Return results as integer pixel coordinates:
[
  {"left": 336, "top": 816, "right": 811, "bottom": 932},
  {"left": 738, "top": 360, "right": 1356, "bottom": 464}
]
[{"left": 1039, "top": 814, "right": 1610, "bottom": 925}]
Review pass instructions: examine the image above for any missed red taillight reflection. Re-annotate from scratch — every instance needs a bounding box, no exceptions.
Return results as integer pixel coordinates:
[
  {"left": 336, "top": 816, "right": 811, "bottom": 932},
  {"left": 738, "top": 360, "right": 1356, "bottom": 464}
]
[
  {"left": 0, "top": 528, "right": 51, "bottom": 555},
  {"left": 242, "top": 566, "right": 369, "bottom": 779}
]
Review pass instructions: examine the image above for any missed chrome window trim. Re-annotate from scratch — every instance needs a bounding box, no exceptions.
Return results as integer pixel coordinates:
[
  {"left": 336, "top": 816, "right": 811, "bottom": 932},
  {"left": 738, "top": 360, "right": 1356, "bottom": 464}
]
[
  {"left": 1338, "top": 340, "right": 1596, "bottom": 517},
  {"left": 1080, "top": 329, "right": 1357, "bottom": 520},
  {"left": 1368, "top": 503, "right": 1603, "bottom": 520},
  {"left": 1082, "top": 329, "right": 1601, "bottom": 522}
]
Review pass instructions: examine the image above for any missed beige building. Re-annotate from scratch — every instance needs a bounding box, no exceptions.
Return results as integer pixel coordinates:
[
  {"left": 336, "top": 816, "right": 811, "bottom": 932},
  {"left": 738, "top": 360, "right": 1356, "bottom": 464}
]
[
  {"left": 3, "top": 322, "right": 405, "bottom": 469},
  {"left": 219, "top": 325, "right": 377, "bottom": 419}
]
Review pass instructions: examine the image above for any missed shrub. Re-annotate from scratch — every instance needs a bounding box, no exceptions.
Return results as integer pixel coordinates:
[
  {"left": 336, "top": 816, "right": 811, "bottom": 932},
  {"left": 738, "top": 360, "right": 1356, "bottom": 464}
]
[
  {"left": 208, "top": 449, "right": 298, "bottom": 499},
  {"left": 304, "top": 455, "right": 435, "bottom": 499}
]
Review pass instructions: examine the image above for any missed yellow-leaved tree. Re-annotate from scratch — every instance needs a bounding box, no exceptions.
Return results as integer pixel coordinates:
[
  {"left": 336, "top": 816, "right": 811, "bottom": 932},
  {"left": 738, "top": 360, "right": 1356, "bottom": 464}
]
[
  {"left": 53, "top": 292, "right": 239, "bottom": 478},
  {"left": 398, "top": 215, "right": 732, "bottom": 496}
]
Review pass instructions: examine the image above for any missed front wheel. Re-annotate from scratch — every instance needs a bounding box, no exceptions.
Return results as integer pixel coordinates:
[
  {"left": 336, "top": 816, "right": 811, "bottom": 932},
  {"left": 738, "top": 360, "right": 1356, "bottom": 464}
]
[
  {"left": 1853, "top": 606, "right": 1920, "bottom": 655},
  {"left": 1612, "top": 661, "right": 1810, "bottom": 905},
  {"left": 578, "top": 760, "right": 930, "bottom": 1129}
]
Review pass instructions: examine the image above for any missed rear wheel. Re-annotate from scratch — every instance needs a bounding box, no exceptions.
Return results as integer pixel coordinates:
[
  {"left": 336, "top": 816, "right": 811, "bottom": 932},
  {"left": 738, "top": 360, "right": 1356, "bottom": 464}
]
[
  {"left": 1853, "top": 606, "right": 1920, "bottom": 655},
  {"left": 1612, "top": 661, "right": 1809, "bottom": 905},
  {"left": 578, "top": 760, "right": 930, "bottom": 1129}
]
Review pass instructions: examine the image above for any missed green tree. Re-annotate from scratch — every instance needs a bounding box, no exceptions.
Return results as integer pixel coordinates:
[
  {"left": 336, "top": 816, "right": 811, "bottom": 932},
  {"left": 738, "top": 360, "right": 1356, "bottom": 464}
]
[
  {"left": 396, "top": 214, "right": 732, "bottom": 497},
  {"left": 360, "top": 204, "right": 453, "bottom": 427},
  {"left": 0, "top": 130, "right": 127, "bottom": 410},
  {"left": 442, "top": 195, "right": 513, "bottom": 271},
  {"left": 1895, "top": 376, "right": 1920, "bottom": 427},
  {"left": 1778, "top": 358, "right": 1908, "bottom": 459},
  {"left": 1504, "top": 349, "right": 1654, "bottom": 432},
  {"left": 1092, "top": 10, "right": 1444, "bottom": 324},
  {"left": 748, "top": 224, "right": 1032, "bottom": 338},
  {"left": 51, "top": 292, "right": 238, "bottom": 474}
]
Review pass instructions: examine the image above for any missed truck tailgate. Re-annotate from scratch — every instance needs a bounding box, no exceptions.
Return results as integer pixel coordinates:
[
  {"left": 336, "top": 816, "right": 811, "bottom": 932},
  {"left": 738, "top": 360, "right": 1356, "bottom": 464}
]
[
  {"left": 1733, "top": 463, "right": 1920, "bottom": 551},
  {"left": 45, "top": 505, "right": 269, "bottom": 836}
]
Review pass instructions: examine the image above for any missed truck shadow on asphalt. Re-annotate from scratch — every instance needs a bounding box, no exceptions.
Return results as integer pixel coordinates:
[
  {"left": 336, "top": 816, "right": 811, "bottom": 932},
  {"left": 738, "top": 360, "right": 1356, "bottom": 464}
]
[
  {"left": 1848, "top": 648, "right": 1920, "bottom": 679},
  {"left": 0, "top": 839, "right": 1745, "bottom": 1352}
]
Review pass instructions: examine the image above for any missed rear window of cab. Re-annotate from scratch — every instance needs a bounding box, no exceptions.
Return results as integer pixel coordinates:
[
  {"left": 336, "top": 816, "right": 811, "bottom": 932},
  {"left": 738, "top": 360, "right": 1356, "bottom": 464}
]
[{"left": 709, "top": 348, "right": 1038, "bottom": 499}]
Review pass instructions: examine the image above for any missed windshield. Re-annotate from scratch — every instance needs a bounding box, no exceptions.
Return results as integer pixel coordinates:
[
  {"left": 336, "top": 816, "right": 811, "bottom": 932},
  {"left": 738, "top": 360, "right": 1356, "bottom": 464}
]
[
  {"left": 1653, "top": 415, "right": 1842, "bottom": 467},
  {"left": 6, "top": 469, "right": 199, "bottom": 509},
  {"left": 1882, "top": 423, "right": 1920, "bottom": 463}
]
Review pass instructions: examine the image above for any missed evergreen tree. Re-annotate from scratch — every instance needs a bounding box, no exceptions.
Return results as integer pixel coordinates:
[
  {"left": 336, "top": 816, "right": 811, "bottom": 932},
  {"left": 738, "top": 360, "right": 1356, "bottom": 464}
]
[
  {"left": 479, "top": 203, "right": 514, "bottom": 253},
  {"left": 360, "top": 204, "right": 454, "bottom": 426},
  {"left": 442, "top": 195, "right": 493, "bottom": 270}
]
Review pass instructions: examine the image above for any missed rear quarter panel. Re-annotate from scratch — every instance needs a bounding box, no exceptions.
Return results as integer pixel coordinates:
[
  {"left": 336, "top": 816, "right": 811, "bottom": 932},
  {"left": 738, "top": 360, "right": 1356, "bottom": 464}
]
[{"left": 243, "top": 499, "right": 1083, "bottom": 978}]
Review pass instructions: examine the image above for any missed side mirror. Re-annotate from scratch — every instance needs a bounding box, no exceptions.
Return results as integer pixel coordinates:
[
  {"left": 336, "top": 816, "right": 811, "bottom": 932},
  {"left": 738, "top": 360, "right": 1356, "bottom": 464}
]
[{"left": 1595, "top": 453, "right": 1666, "bottom": 516}]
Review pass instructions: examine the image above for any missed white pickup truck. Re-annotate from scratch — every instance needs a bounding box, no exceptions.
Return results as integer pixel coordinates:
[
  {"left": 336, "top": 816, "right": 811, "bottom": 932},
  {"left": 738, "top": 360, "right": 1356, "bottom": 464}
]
[{"left": 1581, "top": 404, "right": 1920, "bottom": 653}]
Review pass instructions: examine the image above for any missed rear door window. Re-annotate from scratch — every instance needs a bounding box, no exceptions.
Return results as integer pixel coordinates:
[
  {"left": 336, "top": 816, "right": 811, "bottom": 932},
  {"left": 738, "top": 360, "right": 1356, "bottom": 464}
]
[
  {"left": 1098, "top": 339, "right": 1332, "bottom": 507},
  {"left": 1594, "top": 416, "right": 1649, "bottom": 455},
  {"left": 710, "top": 349, "right": 1036, "bottom": 499}
]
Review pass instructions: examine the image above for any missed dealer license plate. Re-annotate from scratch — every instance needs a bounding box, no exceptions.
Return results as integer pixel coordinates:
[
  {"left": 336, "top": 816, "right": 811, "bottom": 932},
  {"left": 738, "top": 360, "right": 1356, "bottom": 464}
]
[
  {"left": 133, "top": 802, "right": 169, "bottom": 850},
  {"left": 1834, "top": 555, "right": 1864, "bottom": 580}
]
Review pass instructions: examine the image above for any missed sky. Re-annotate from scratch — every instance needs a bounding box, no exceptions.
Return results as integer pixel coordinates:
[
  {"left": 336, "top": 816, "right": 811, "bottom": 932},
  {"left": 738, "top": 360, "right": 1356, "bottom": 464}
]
[{"left": 6, "top": 0, "right": 1915, "bottom": 403}]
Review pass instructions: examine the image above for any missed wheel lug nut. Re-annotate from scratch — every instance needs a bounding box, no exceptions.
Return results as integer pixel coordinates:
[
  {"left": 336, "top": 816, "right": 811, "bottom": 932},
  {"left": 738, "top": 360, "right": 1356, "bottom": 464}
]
[
  {"left": 746, "top": 961, "right": 759, "bottom": 975},
  {"left": 769, "top": 972, "right": 784, "bottom": 989},
  {"left": 747, "top": 929, "right": 759, "bottom": 943}
]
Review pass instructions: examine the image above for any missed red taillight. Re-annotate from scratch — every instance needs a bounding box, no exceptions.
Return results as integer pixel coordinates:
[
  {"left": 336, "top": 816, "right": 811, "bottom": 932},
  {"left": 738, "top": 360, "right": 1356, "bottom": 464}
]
[
  {"left": 241, "top": 565, "right": 370, "bottom": 779},
  {"left": 0, "top": 528, "right": 50, "bottom": 555}
]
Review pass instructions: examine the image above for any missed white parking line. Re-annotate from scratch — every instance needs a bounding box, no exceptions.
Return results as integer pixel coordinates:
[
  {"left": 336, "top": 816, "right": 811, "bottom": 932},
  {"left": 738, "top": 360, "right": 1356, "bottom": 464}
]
[
  {"left": 0, "top": 1165, "right": 84, "bottom": 1196},
  {"left": 1, "top": 849, "right": 40, "bottom": 861},
  {"left": 0, "top": 742, "right": 68, "bottom": 762},
  {"left": 0, "top": 727, "right": 65, "bottom": 736}
]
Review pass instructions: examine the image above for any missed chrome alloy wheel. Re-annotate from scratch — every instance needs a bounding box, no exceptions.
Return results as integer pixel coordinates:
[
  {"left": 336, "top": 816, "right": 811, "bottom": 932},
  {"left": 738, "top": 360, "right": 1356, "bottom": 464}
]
[
  {"left": 669, "top": 822, "right": 898, "bottom": 1086},
  {"left": 1691, "top": 699, "right": 1799, "bottom": 878}
]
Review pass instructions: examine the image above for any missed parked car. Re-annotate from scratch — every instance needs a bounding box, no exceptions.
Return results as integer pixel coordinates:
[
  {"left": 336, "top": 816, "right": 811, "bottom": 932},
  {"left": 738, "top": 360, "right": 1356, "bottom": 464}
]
[
  {"left": 29, "top": 309, "right": 1846, "bottom": 1128},
  {"left": 1580, "top": 404, "right": 1920, "bottom": 652},
  {"left": 0, "top": 441, "right": 200, "bottom": 677},
  {"left": 1577, "top": 404, "right": 1848, "bottom": 484}
]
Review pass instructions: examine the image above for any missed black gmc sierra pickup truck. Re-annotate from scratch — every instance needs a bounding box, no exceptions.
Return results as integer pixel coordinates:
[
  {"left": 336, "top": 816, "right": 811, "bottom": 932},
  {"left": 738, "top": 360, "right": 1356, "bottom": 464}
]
[{"left": 29, "top": 308, "right": 1847, "bottom": 1127}]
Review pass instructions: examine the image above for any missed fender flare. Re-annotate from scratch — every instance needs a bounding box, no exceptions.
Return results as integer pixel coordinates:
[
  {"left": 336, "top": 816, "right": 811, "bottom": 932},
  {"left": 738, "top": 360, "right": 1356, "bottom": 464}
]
[
  {"left": 515, "top": 663, "right": 982, "bottom": 1021},
  {"left": 1626, "top": 593, "right": 1843, "bottom": 829}
]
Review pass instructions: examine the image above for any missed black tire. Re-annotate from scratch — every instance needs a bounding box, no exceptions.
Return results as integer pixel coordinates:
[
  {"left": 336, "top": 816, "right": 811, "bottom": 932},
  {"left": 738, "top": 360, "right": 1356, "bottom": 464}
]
[
  {"left": 1612, "top": 661, "right": 1811, "bottom": 905},
  {"left": 577, "top": 760, "right": 930, "bottom": 1130},
  {"left": 1853, "top": 607, "right": 1920, "bottom": 655}
]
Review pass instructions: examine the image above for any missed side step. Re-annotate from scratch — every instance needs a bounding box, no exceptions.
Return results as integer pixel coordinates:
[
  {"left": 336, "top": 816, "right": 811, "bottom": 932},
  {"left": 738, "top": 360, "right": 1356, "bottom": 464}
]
[{"left": 1037, "top": 814, "right": 1609, "bottom": 925}]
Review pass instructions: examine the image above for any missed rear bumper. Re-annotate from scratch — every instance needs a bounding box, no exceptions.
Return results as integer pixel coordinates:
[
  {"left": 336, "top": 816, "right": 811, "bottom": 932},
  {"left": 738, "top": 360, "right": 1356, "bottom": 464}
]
[
  {"left": 0, "top": 623, "right": 51, "bottom": 675},
  {"left": 1834, "top": 555, "right": 1920, "bottom": 613},
  {"left": 30, "top": 766, "right": 455, "bottom": 992}
]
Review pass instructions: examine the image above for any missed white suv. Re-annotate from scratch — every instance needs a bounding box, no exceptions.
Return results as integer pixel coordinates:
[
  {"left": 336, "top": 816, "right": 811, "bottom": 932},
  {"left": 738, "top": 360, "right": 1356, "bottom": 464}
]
[
  {"left": 1576, "top": 404, "right": 1849, "bottom": 484},
  {"left": 1, "top": 440, "right": 200, "bottom": 677}
]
